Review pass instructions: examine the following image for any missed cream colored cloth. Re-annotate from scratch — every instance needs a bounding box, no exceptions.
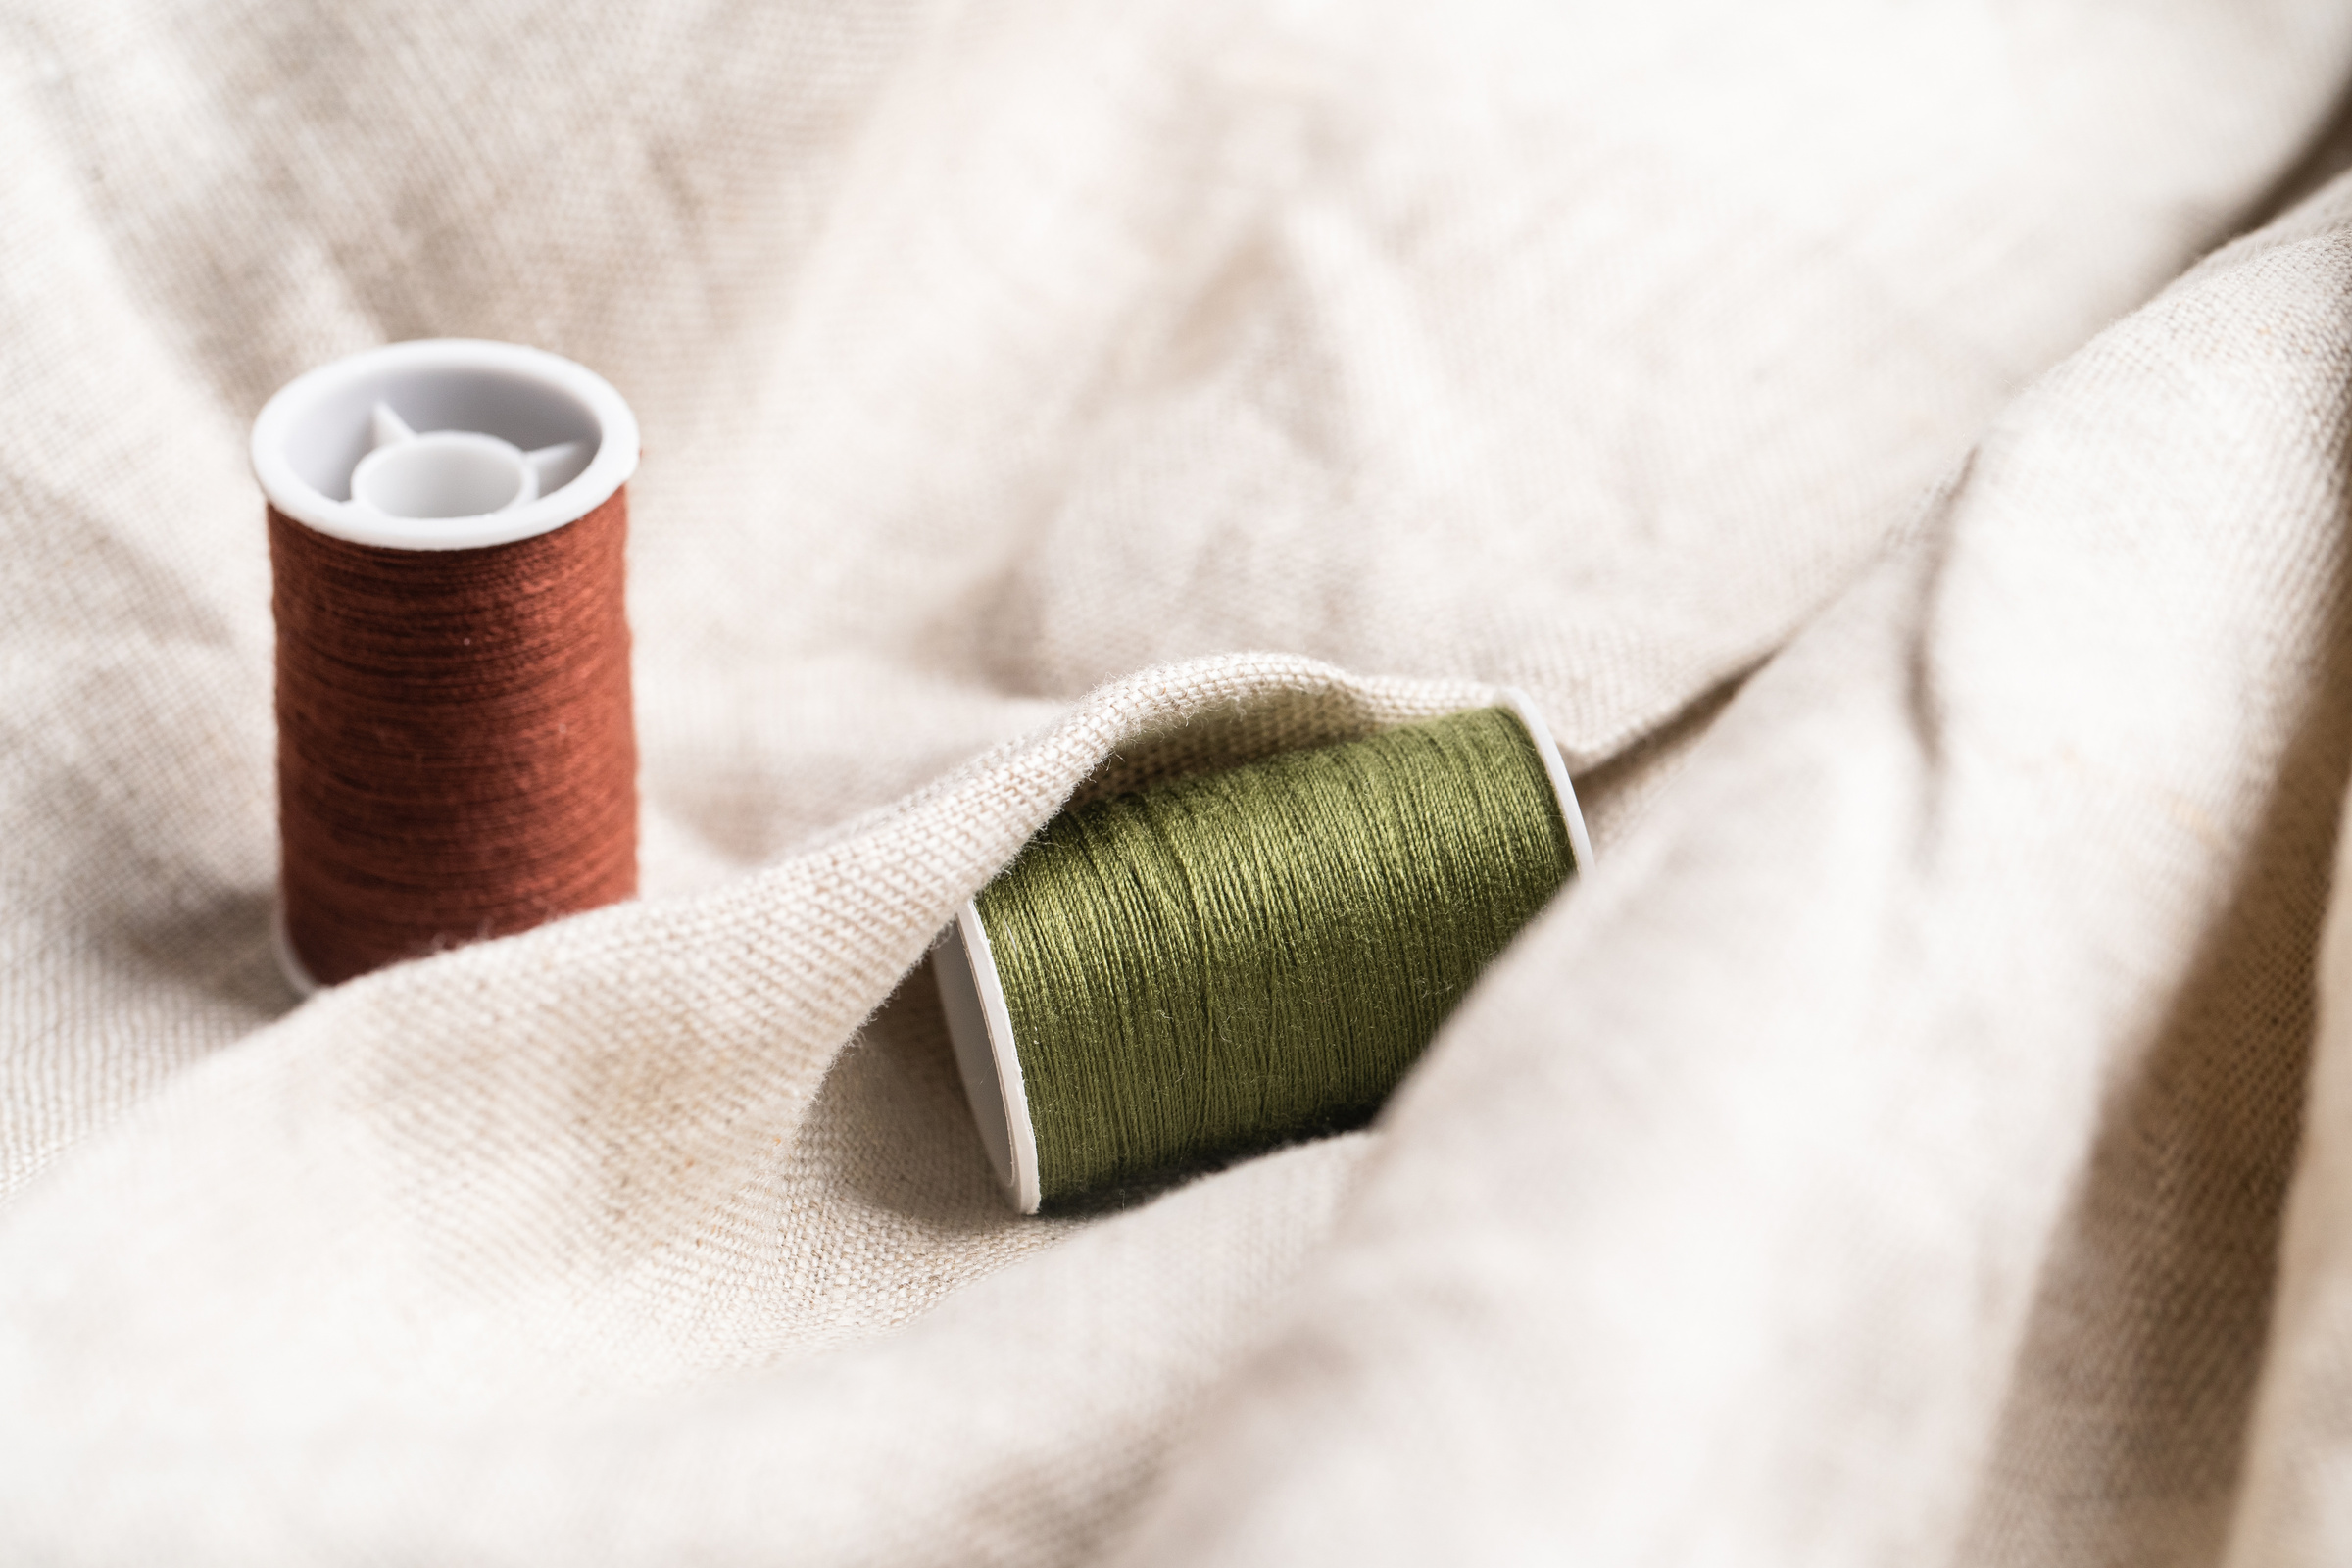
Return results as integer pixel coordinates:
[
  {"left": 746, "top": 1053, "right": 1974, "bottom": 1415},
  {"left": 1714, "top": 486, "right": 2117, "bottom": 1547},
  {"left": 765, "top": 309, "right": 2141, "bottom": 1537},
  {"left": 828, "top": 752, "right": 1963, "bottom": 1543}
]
[{"left": 10, "top": 1, "right": 2352, "bottom": 1561}]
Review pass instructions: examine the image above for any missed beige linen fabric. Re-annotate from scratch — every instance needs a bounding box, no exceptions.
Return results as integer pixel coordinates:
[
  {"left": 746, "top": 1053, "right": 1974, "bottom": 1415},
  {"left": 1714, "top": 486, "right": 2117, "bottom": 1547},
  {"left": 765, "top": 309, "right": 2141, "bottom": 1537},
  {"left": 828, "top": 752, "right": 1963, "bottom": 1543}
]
[{"left": 10, "top": 0, "right": 2352, "bottom": 1561}]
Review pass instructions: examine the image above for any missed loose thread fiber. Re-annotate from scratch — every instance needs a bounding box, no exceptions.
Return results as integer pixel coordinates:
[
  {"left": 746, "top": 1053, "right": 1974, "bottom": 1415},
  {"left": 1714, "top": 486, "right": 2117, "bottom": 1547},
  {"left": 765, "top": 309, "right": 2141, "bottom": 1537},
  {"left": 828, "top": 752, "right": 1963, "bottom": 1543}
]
[
  {"left": 270, "top": 492, "right": 637, "bottom": 986},
  {"left": 977, "top": 705, "right": 1576, "bottom": 1206}
]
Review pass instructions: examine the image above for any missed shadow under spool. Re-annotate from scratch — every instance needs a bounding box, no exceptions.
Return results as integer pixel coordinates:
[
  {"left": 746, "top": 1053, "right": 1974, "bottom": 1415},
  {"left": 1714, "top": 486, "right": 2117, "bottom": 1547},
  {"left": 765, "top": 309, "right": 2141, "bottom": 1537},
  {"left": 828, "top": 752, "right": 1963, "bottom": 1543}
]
[
  {"left": 253, "top": 340, "right": 642, "bottom": 992},
  {"left": 935, "top": 693, "right": 1592, "bottom": 1212}
]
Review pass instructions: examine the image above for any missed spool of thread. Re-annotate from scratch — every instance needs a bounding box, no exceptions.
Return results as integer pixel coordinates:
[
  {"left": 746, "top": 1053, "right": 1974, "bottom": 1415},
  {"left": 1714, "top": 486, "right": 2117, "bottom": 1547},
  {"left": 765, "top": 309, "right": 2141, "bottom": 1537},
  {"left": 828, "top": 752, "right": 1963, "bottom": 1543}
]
[
  {"left": 252, "top": 340, "right": 641, "bottom": 993},
  {"left": 935, "top": 694, "right": 1592, "bottom": 1212}
]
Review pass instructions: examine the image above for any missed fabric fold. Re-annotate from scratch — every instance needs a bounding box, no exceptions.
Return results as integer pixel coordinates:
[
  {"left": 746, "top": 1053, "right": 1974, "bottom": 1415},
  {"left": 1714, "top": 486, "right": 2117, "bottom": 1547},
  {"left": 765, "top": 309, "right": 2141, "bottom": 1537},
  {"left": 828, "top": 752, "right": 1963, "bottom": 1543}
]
[{"left": 14, "top": 0, "right": 2352, "bottom": 1562}]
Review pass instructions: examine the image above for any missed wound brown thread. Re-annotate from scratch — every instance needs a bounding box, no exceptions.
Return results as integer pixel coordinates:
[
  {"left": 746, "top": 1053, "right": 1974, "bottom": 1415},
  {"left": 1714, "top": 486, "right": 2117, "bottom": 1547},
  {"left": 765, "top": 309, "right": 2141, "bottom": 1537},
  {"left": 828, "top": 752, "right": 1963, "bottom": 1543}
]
[{"left": 270, "top": 491, "right": 637, "bottom": 987}]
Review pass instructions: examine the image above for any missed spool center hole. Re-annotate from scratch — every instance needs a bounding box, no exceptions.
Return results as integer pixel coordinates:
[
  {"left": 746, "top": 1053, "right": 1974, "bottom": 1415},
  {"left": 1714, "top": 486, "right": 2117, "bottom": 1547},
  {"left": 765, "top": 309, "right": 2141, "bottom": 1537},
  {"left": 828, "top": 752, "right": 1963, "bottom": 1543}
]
[{"left": 353, "top": 433, "right": 528, "bottom": 518}]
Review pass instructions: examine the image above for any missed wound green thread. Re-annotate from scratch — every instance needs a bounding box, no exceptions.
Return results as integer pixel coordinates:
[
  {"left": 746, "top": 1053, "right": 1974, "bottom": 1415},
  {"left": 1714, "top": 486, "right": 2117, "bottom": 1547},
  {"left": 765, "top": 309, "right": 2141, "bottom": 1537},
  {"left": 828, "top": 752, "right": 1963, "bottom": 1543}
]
[{"left": 975, "top": 705, "right": 1576, "bottom": 1207}]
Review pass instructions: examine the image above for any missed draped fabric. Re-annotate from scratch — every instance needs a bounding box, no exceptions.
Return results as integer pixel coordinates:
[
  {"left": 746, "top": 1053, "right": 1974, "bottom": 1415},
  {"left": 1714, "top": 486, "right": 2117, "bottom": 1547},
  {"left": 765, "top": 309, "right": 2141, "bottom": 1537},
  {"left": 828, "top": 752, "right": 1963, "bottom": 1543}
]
[{"left": 12, "top": 2, "right": 2352, "bottom": 1560}]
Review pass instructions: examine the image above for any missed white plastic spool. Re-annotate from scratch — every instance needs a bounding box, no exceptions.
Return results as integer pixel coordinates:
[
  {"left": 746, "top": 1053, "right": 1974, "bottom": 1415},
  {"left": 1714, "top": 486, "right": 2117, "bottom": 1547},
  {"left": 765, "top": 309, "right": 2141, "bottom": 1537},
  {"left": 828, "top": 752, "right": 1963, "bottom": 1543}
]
[
  {"left": 933, "top": 689, "right": 1594, "bottom": 1213},
  {"left": 253, "top": 338, "right": 642, "bottom": 994}
]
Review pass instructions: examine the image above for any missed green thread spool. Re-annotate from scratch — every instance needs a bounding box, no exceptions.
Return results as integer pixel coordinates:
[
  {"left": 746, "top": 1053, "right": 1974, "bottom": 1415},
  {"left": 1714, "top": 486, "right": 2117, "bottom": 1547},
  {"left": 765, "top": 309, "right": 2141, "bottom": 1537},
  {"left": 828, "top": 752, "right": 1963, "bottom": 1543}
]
[{"left": 934, "top": 693, "right": 1592, "bottom": 1212}]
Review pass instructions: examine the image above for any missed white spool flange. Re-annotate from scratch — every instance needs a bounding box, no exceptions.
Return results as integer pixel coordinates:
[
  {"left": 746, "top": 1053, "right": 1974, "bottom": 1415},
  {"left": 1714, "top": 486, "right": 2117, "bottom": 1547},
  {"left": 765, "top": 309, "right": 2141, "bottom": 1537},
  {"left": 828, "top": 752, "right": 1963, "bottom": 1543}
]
[
  {"left": 252, "top": 338, "right": 639, "bottom": 552},
  {"left": 932, "top": 689, "right": 1593, "bottom": 1214}
]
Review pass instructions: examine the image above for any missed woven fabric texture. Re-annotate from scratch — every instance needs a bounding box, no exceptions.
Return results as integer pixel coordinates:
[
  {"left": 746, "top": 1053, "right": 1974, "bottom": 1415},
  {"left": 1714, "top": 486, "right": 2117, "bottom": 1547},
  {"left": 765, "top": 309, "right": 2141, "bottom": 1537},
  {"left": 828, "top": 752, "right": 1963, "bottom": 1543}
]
[{"left": 11, "top": 1, "right": 2352, "bottom": 1561}]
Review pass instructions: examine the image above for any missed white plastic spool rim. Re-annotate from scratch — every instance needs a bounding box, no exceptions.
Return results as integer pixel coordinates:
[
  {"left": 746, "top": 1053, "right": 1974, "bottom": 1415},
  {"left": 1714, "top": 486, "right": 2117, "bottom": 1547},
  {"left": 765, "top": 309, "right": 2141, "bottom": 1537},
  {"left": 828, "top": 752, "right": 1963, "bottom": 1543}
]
[
  {"left": 271, "top": 901, "right": 321, "bottom": 1000},
  {"left": 933, "top": 688, "right": 1593, "bottom": 1214},
  {"left": 251, "top": 338, "right": 639, "bottom": 551}
]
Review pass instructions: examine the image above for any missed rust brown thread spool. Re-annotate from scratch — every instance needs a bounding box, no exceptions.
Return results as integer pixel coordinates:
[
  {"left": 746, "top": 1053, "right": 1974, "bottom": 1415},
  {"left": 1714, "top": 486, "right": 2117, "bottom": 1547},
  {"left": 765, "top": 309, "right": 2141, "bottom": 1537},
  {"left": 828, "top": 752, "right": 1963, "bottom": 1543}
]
[{"left": 252, "top": 340, "right": 642, "bottom": 992}]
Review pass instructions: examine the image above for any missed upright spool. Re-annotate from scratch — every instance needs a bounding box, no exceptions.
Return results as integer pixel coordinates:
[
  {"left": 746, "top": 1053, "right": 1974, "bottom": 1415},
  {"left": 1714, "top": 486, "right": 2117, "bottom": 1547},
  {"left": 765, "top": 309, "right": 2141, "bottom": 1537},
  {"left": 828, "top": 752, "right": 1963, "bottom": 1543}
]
[
  {"left": 253, "top": 340, "right": 642, "bottom": 993},
  {"left": 936, "top": 692, "right": 1592, "bottom": 1212}
]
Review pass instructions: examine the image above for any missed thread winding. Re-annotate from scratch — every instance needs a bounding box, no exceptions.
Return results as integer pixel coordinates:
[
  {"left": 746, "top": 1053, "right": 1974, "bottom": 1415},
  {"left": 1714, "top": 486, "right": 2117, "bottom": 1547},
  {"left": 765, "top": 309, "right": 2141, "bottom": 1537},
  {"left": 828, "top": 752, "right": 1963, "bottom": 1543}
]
[
  {"left": 270, "top": 492, "right": 637, "bottom": 987},
  {"left": 975, "top": 705, "right": 1575, "bottom": 1206}
]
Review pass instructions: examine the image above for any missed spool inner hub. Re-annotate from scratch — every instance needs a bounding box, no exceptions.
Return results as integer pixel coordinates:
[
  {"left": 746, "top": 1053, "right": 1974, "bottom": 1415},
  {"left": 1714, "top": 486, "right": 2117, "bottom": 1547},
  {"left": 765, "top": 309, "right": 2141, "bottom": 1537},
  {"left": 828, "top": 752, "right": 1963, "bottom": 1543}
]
[{"left": 353, "top": 430, "right": 535, "bottom": 519}]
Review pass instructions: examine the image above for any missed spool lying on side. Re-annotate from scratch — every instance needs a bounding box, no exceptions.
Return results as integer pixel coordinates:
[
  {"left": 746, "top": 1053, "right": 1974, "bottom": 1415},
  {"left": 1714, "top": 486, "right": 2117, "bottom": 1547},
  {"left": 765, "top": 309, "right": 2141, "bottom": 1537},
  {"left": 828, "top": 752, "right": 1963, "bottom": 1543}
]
[
  {"left": 935, "top": 690, "right": 1592, "bottom": 1214},
  {"left": 253, "top": 339, "right": 642, "bottom": 994}
]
